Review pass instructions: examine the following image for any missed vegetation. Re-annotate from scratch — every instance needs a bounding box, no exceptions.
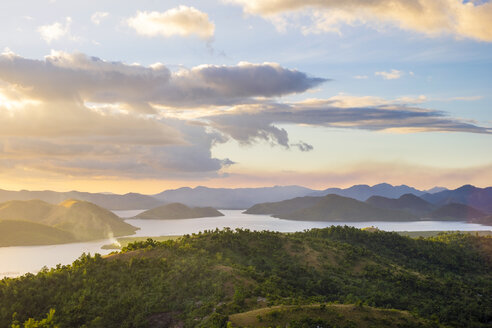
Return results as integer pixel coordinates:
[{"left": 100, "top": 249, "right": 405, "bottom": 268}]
[
  {"left": 135, "top": 202, "right": 223, "bottom": 220},
  {"left": 0, "top": 199, "right": 138, "bottom": 246},
  {"left": 101, "top": 235, "right": 181, "bottom": 250},
  {"left": 1, "top": 227, "right": 491, "bottom": 327}
]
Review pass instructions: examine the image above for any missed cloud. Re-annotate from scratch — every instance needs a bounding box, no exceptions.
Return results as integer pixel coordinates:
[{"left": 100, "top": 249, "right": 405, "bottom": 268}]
[
  {"left": 0, "top": 51, "right": 487, "bottom": 182},
  {"left": 37, "top": 17, "right": 72, "bottom": 43},
  {"left": 206, "top": 97, "right": 491, "bottom": 149},
  {"left": 375, "top": 69, "right": 403, "bottom": 80},
  {"left": 127, "top": 6, "right": 215, "bottom": 40},
  {"left": 227, "top": 0, "right": 492, "bottom": 41},
  {"left": 0, "top": 51, "right": 326, "bottom": 179},
  {"left": 91, "top": 12, "right": 109, "bottom": 25},
  {"left": 353, "top": 75, "right": 368, "bottom": 79},
  {"left": 0, "top": 51, "right": 325, "bottom": 110}
]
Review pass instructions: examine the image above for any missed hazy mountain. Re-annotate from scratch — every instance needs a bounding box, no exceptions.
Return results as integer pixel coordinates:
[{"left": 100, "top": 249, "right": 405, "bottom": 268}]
[
  {"left": 245, "top": 196, "right": 323, "bottom": 216},
  {"left": 136, "top": 203, "right": 224, "bottom": 220},
  {"left": 0, "top": 220, "right": 75, "bottom": 247},
  {"left": 309, "top": 183, "right": 425, "bottom": 201},
  {"left": 0, "top": 189, "right": 163, "bottom": 210},
  {"left": 154, "top": 185, "right": 315, "bottom": 209},
  {"left": 0, "top": 199, "right": 138, "bottom": 244},
  {"left": 469, "top": 215, "right": 492, "bottom": 226},
  {"left": 428, "top": 203, "right": 487, "bottom": 220},
  {"left": 421, "top": 185, "right": 492, "bottom": 214},
  {"left": 246, "top": 194, "right": 417, "bottom": 221},
  {"left": 425, "top": 187, "right": 448, "bottom": 194},
  {"left": 366, "top": 194, "right": 435, "bottom": 216}
]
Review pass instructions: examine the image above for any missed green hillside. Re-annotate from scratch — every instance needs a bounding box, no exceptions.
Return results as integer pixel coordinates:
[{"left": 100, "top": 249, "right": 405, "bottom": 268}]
[
  {"left": 0, "top": 199, "right": 138, "bottom": 246},
  {"left": 1, "top": 227, "right": 490, "bottom": 327},
  {"left": 135, "top": 202, "right": 224, "bottom": 220},
  {"left": 0, "top": 220, "right": 76, "bottom": 246}
]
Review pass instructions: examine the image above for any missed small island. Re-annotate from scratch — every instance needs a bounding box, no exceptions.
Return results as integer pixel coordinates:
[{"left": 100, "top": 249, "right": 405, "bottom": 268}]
[{"left": 135, "top": 202, "right": 224, "bottom": 220}]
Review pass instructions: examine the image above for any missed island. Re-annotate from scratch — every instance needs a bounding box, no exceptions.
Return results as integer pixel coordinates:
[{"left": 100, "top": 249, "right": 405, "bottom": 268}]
[
  {"left": 245, "top": 193, "right": 490, "bottom": 223},
  {"left": 134, "top": 202, "right": 224, "bottom": 220}
]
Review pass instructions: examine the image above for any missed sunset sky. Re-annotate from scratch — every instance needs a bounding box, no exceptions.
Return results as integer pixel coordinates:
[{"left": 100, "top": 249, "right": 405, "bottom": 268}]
[{"left": 0, "top": 0, "right": 491, "bottom": 193}]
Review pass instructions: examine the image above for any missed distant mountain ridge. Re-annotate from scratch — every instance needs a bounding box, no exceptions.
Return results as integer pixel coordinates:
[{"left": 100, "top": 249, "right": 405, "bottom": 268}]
[
  {"left": 0, "top": 189, "right": 163, "bottom": 210},
  {"left": 1, "top": 183, "right": 490, "bottom": 213},
  {"left": 421, "top": 185, "right": 492, "bottom": 214},
  {"left": 153, "top": 185, "right": 315, "bottom": 209},
  {"left": 309, "top": 183, "right": 425, "bottom": 201}
]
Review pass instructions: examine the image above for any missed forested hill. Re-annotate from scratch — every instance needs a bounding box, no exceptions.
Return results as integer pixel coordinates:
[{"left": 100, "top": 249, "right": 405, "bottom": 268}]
[{"left": 1, "top": 227, "right": 491, "bottom": 327}]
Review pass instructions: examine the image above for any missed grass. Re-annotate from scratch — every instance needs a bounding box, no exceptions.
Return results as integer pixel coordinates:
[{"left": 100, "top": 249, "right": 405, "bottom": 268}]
[{"left": 228, "top": 303, "right": 440, "bottom": 328}]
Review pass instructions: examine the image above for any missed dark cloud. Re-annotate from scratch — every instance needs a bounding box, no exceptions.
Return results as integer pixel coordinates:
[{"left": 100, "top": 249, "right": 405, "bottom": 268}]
[{"left": 207, "top": 102, "right": 491, "bottom": 149}]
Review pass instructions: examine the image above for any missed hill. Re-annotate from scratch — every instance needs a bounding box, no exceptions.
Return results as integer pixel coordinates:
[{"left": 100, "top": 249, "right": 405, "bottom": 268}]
[
  {"left": 429, "top": 203, "right": 487, "bottom": 220},
  {"left": 366, "top": 193, "right": 435, "bottom": 216},
  {"left": 278, "top": 194, "right": 417, "bottom": 221},
  {"left": 246, "top": 194, "right": 416, "bottom": 221},
  {"left": 0, "top": 189, "right": 163, "bottom": 210},
  {"left": 0, "top": 220, "right": 76, "bottom": 246},
  {"left": 422, "top": 185, "right": 492, "bottom": 213},
  {"left": 135, "top": 203, "right": 224, "bottom": 220},
  {"left": 153, "top": 185, "right": 315, "bottom": 209},
  {"left": 0, "top": 228, "right": 490, "bottom": 327},
  {"left": 244, "top": 196, "right": 322, "bottom": 216},
  {"left": 309, "top": 183, "right": 424, "bottom": 200},
  {"left": 0, "top": 199, "right": 138, "bottom": 245}
]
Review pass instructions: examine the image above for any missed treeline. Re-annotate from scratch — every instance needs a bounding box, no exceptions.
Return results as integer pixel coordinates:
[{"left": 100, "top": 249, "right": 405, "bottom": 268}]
[{"left": 1, "top": 227, "right": 491, "bottom": 327}]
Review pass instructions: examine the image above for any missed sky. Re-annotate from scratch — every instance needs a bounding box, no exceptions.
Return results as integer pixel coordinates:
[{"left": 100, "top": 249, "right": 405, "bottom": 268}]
[{"left": 0, "top": 0, "right": 491, "bottom": 193}]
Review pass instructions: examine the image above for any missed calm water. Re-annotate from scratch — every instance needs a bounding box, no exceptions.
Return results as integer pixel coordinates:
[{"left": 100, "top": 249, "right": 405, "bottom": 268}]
[{"left": 1, "top": 210, "right": 490, "bottom": 279}]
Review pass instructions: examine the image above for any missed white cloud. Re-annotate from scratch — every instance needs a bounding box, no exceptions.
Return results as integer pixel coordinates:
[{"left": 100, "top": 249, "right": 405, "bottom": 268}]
[
  {"left": 91, "top": 12, "right": 109, "bottom": 25},
  {"left": 227, "top": 0, "right": 492, "bottom": 41},
  {"left": 375, "top": 69, "right": 403, "bottom": 80},
  {"left": 127, "top": 6, "right": 215, "bottom": 40},
  {"left": 353, "top": 75, "right": 368, "bottom": 79},
  {"left": 37, "top": 17, "right": 72, "bottom": 43}
]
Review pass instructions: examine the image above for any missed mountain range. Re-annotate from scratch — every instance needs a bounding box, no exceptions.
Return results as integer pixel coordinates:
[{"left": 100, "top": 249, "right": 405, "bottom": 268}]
[
  {"left": 308, "top": 183, "right": 425, "bottom": 200},
  {"left": 153, "top": 185, "right": 314, "bottom": 209},
  {"left": 0, "top": 183, "right": 491, "bottom": 213}
]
